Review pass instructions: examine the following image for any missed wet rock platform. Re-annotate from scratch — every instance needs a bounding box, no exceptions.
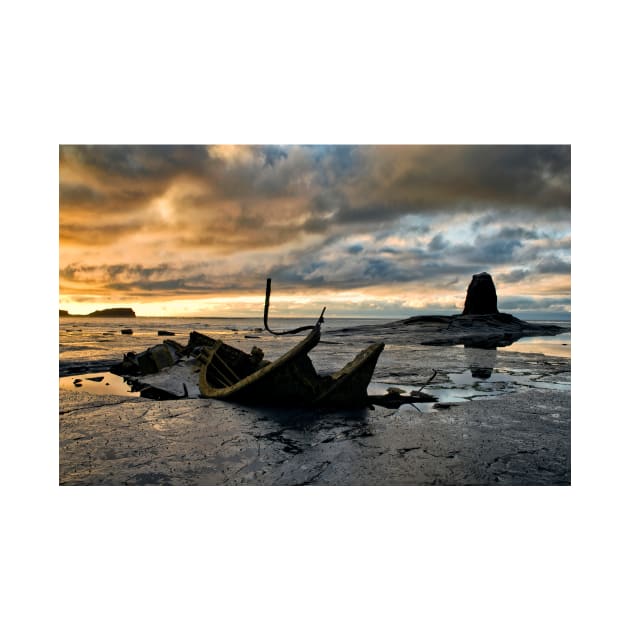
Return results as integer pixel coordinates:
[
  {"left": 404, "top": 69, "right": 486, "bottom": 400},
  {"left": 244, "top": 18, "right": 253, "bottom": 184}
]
[
  {"left": 60, "top": 385, "right": 570, "bottom": 485},
  {"left": 332, "top": 313, "right": 568, "bottom": 349}
]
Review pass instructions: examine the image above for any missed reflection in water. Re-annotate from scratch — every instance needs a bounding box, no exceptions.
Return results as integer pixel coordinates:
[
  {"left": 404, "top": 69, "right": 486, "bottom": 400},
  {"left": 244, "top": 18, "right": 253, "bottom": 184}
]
[
  {"left": 461, "top": 331, "right": 571, "bottom": 359},
  {"left": 430, "top": 367, "right": 570, "bottom": 404},
  {"left": 59, "top": 371, "right": 182, "bottom": 400},
  {"left": 470, "top": 366, "right": 493, "bottom": 379},
  {"left": 499, "top": 332, "right": 571, "bottom": 358},
  {"left": 466, "top": 347, "right": 497, "bottom": 379},
  {"left": 368, "top": 339, "right": 569, "bottom": 410},
  {"left": 58, "top": 372, "right": 140, "bottom": 397},
  {"left": 464, "top": 339, "right": 503, "bottom": 350}
]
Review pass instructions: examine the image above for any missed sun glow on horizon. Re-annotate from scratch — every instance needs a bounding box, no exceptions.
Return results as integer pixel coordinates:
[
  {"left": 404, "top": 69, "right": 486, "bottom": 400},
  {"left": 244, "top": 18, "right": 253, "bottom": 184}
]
[{"left": 59, "top": 274, "right": 572, "bottom": 319}]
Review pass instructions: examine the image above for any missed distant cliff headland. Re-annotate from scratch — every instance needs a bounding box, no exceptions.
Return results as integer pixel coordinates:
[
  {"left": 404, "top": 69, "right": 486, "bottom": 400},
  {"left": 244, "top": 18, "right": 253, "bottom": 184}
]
[{"left": 60, "top": 308, "right": 136, "bottom": 318}]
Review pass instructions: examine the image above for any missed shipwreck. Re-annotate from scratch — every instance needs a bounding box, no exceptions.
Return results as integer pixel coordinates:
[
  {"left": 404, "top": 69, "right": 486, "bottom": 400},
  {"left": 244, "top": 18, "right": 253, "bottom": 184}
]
[
  {"left": 110, "top": 279, "right": 433, "bottom": 408},
  {"left": 197, "top": 278, "right": 384, "bottom": 406},
  {"left": 198, "top": 321, "right": 384, "bottom": 407}
]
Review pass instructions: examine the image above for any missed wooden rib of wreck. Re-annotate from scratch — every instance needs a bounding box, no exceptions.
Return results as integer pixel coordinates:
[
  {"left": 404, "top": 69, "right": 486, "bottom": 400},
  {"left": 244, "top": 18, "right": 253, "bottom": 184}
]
[{"left": 197, "top": 324, "right": 385, "bottom": 408}]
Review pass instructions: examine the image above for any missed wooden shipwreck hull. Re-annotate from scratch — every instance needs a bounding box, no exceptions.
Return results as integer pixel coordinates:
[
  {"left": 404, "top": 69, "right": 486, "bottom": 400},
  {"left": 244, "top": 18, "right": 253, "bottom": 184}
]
[{"left": 198, "top": 325, "right": 385, "bottom": 408}]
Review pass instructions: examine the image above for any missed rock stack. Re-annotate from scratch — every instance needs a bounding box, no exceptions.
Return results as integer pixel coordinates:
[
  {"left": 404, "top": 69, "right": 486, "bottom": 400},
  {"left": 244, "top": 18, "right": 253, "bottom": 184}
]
[{"left": 462, "top": 272, "right": 499, "bottom": 315}]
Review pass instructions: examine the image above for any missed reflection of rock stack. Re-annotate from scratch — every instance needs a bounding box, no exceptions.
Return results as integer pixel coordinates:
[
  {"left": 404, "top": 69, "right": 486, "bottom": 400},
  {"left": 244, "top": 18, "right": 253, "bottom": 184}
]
[
  {"left": 462, "top": 272, "right": 499, "bottom": 315},
  {"left": 470, "top": 365, "right": 493, "bottom": 379},
  {"left": 466, "top": 348, "right": 497, "bottom": 379}
]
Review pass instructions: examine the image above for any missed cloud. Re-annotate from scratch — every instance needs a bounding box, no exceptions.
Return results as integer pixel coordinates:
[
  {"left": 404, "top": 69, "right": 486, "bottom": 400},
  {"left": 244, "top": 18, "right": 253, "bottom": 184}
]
[
  {"left": 428, "top": 233, "right": 449, "bottom": 252},
  {"left": 535, "top": 256, "right": 572, "bottom": 274},
  {"left": 334, "top": 145, "right": 570, "bottom": 221},
  {"left": 497, "top": 268, "right": 531, "bottom": 283},
  {"left": 60, "top": 145, "right": 571, "bottom": 255},
  {"left": 499, "top": 296, "right": 571, "bottom": 310},
  {"left": 60, "top": 145, "right": 210, "bottom": 183},
  {"left": 494, "top": 226, "right": 541, "bottom": 240},
  {"left": 59, "top": 145, "right": 571, "bottom": 315},
  {"left": 471, "top": 238, "right": 524, "bottom": 264},
  {"left": 59, "top": 262, "right": 272, "bottom": 299}
]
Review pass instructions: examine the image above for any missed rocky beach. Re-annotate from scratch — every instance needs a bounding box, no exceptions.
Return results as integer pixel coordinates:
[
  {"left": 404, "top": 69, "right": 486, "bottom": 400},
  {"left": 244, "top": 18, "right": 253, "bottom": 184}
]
[{"left": 59, "top": 308, "right": 570, "bottom": 485}]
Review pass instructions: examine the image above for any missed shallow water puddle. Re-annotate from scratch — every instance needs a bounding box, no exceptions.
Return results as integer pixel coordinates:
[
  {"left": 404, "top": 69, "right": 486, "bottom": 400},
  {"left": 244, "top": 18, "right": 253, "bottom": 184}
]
[
  {"left": 59, "top": 372, "right": 140, "bottom": 397},
  {"left": 61, "top": 365, "right": 570, "bottom": 410},
  {"left": 498, "top": 332, "right": 571, "bottom": 358},
  {"left": 370, "top": 367, "right": 570, "bottom": 408}
]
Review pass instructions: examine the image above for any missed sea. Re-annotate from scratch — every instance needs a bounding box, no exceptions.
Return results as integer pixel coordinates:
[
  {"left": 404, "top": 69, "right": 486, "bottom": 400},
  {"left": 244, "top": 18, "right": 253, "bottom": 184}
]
[{"left": 59, "top": 316, "right": 571, "bottom": 408}]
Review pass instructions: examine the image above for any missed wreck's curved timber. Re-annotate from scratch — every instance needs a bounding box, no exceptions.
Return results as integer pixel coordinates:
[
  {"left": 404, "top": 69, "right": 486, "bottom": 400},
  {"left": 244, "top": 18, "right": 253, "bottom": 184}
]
[
  {"left": 313, "top": 342, "right": 385, "bottom": 407},
  {"left": 198, "top": 325, "right": 385, "bottom": 408}
]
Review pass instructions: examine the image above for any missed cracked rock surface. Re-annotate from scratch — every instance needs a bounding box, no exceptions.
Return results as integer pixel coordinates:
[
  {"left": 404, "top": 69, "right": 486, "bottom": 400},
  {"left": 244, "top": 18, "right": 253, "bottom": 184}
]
[{"left": 60, "top": 386, "right": 569, "bottom": 485}]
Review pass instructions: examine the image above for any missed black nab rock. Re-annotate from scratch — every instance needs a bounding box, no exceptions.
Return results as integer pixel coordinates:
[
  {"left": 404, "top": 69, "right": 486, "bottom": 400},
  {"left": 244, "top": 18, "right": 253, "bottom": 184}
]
[{"left": 462, "top": 272, "right": 499, "bottom": 315}]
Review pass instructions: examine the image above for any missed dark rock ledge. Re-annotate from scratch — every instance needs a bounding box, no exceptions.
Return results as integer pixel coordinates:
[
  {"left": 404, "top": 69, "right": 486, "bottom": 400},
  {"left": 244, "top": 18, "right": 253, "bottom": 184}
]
[
  {"left": 60, "top": 308, "right": 136, "bottom": 318},
  {"left": 331, "top": 312, "right": 567, "bottom": 348},
  {"left": 331, "top": 272, "right": 568, "bottom": 348}
]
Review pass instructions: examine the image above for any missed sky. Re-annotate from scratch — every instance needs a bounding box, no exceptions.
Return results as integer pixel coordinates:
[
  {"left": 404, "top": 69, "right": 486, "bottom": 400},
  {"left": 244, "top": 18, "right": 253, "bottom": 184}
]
[{"left": 59, "top": 145, "right": 570, "bottom": 319}]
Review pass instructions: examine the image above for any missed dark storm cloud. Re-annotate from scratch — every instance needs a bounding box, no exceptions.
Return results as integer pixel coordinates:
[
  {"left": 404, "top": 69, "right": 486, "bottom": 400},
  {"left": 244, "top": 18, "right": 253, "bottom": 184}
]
[
  {"left": 265, "top": 242, "right": 478, "bottom": 292},
  {"left": 535, "top": 256, "right": 572, "bottom": 274},
  {"left": 59, "top": 182, "right": 106, "bottom": 207},
  {"left": 459, "top": 145, "right": 570, "bottom": 208},
  {"left": 443, "top": 225, "right": 569, "bottom": 270},
  {"left": 497, "top": 268, "right": 531, "bottom": 283},
  {"left": 308, "top": 145, "right": 359, "bottom": 184},
  {"left": 471, "top": 238, "right": 524, "bottom": 264},
  {"left": 497, "top": 256, "right": 571, "bottom": 284},
  {"left": 428, "top": 233, "right": 449, "bottom": 252},
  {"left": 425, "top": 236, "right": 527, "bottom": 269},
  {"left": 333, "top": 145, "right": 570, "bottom": 224},
  {"left": 259, "top": 146, "right": 289, "bottom": 167},
  {"left": 60, "top": 144, "right": 298, "bottom": 223},
  {"left": 256, "top": 211, "right": 570, "bottom": 295},
  {"left": 59, "top": 181, "right": 159, "bottom": 211},
  {"left": 302, "top": 216, "right": 331, "bottom": 234},
  {"left": 59, "top": 146, "right": 215, "bottom": 243},
  {"left": 61, "top": 147, "right": 311, "bottom": 250},
  {"left": 60, "top": 145, "right": 570, "bottom": 315},
  {"left": 61, "top": 145, "right": 570, "bottom": 245},
  {"left": 60, "top": 145, "right": 210, "bottom": 182},
  {"left": 494, "top": 226, "right": 541, "bottom": 240},
  {"left": 515, "top": 238, "right": 571, "bottom": 267},
  {"left": 333, "top": 203, "right": 398, "bottom": 225}
]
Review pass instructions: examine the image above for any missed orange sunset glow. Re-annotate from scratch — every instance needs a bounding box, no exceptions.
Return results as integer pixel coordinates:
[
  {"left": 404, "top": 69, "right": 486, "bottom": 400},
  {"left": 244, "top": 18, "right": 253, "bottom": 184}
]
[{"left": 59, "top": 145, "right": 570, "bottom": 319}]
